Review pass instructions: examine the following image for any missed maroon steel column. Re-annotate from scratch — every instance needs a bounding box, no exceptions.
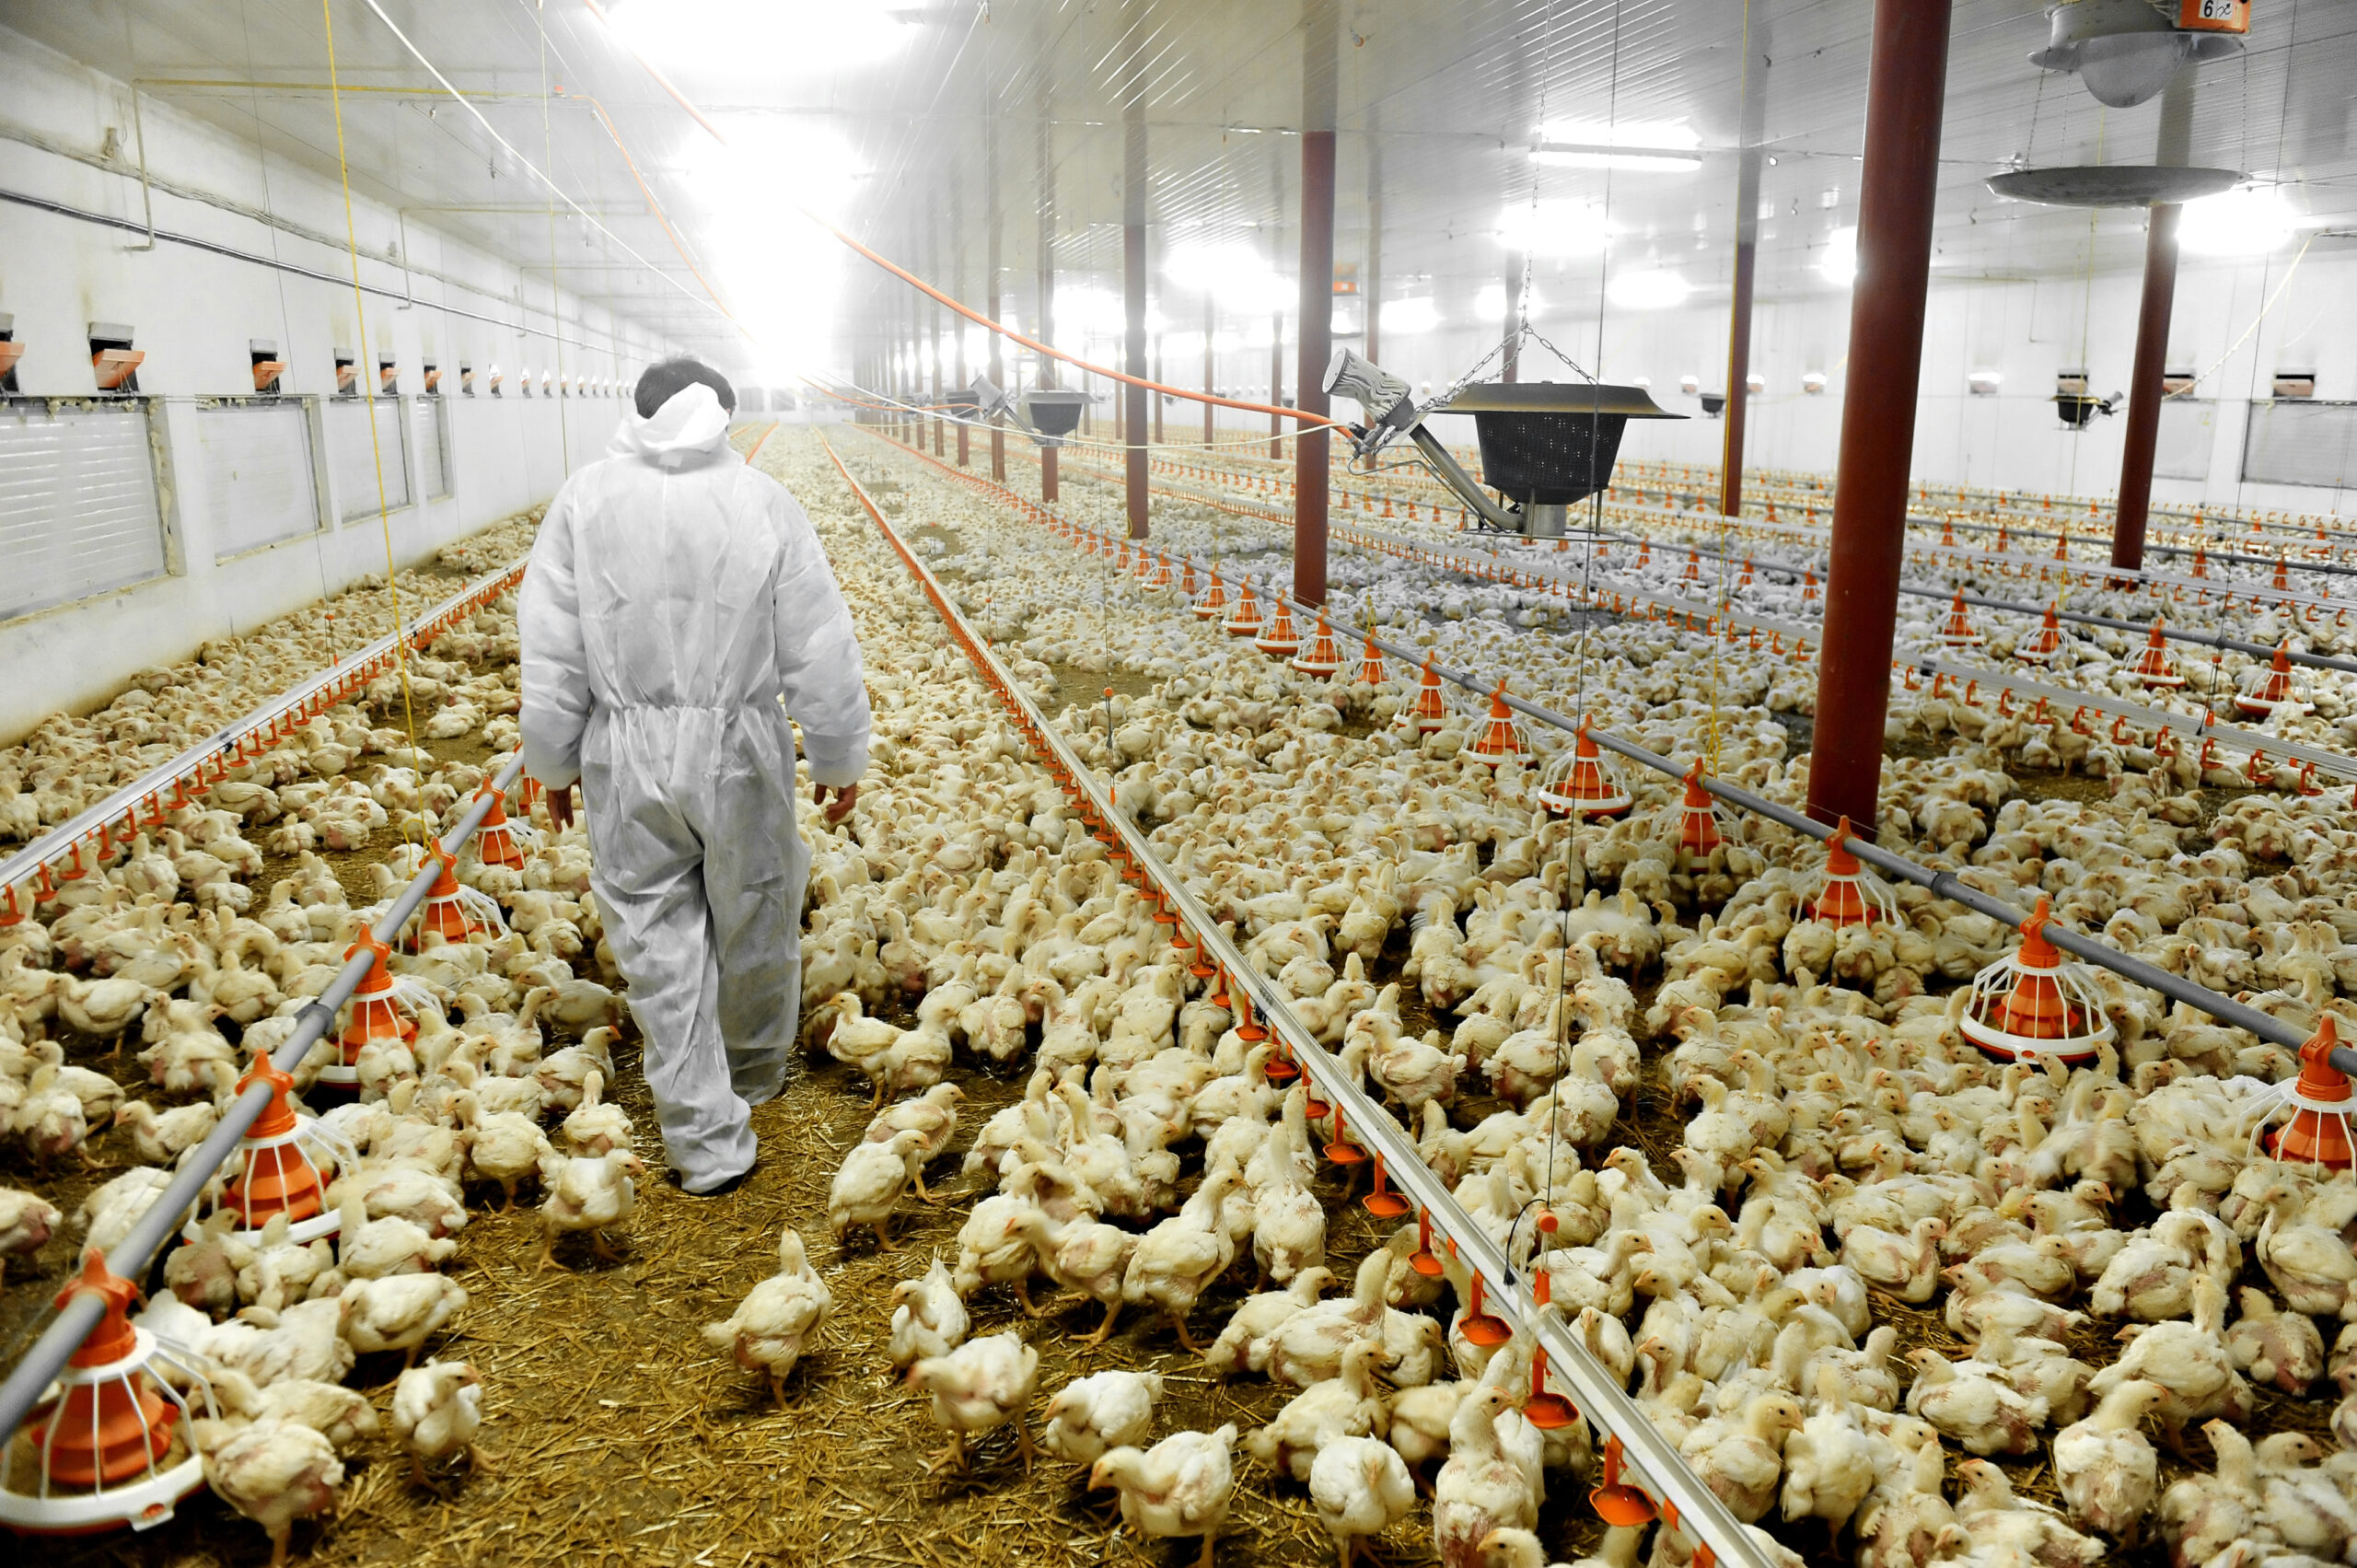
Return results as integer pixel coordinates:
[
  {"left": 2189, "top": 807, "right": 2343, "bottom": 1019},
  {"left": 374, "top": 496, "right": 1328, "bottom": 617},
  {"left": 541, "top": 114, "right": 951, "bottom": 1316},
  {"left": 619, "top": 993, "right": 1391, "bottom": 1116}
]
[
  {"left": 1125, "top": 221, "right": 1149, "bottom": 537},
  {"left": 2113, "top": 203, "right": 2181, "bottom": 572},
  {"left": 930, "top": 304, "right": 945, "bottom": 458},
  {"left": 1295, "top": 128, "right": 1335, "bottom": 607},
  {"left": 1807, "top": 0, "right": 1955, "bottom": 832},
  {"left": 1720, "top": 236, "right": 1755, "bottom": 517},
  {"left": 1154, "top": 336, "right": 1165, "bottom": 446},
  {"left": 1502, "top": 252, "right": 1522, "bottom": 382}
]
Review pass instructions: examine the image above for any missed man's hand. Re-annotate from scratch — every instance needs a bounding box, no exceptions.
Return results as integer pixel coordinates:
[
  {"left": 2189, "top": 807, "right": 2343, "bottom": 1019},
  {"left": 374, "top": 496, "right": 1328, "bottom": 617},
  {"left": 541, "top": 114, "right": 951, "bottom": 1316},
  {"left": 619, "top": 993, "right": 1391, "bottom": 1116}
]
[
  {"left": 545, "top": 784, "right": 575, "bottom": 831},
  {"left": 815, "top": 782, "right": 859, "bottom": 825}
]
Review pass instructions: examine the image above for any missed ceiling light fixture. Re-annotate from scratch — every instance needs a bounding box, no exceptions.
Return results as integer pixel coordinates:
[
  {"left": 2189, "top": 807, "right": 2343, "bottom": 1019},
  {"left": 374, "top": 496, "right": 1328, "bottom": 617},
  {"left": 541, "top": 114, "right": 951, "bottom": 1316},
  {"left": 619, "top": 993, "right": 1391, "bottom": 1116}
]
[
  {"left": 2178, "top": 185, "right": 2304, "bottom": 255},
  {"left": 1606, "top": 269, "right": 1690, "bottom": 310}
]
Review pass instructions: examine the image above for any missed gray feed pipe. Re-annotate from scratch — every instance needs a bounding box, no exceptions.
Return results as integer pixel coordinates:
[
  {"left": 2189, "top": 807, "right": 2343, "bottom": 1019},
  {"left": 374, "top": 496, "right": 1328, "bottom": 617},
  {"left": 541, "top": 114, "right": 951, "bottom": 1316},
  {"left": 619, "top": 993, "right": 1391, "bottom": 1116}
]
[{"left": 0, "top": 752, "right": 528, "bottom": 1446}]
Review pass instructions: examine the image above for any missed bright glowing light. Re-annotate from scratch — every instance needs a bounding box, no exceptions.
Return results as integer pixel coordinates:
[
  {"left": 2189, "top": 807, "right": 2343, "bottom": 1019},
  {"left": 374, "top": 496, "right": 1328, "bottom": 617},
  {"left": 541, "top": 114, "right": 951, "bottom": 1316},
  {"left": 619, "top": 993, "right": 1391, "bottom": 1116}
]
[
  {"left": 1165, "top": 241, "right": 1288, "bottom": 315},
  {"left": 2179, "top": 186, "right": 2301, "bottom": 255},
  {"left": 605, "top": 0, "right": 911, "bottom": 79},
  {"left": 1606, "top": 269, "right": 1690, "bottom": 310},
  {"left": 1496, "top": 201, "right": 1614, "bottom": 257},
  {"left": 1474, "top": 284, "right": 1541, "bottom": 323},
  {"left": 1379, "top": 297, "right": 1440, "bottom": 335},
  {"left": 1532, "top": 119, "right": 1701, "bottom": 172},
  {"left": 1819, "top": 226, "right": 1858, "bottom": 286}
]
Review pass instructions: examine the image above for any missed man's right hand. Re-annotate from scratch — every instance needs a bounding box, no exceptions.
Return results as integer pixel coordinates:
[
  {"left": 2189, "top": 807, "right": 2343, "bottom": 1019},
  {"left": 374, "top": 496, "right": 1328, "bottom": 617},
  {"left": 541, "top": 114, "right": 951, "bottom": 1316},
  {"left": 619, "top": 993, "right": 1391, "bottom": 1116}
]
[{"left": 546, "top": 784, "right": 575, "bottom": 831}]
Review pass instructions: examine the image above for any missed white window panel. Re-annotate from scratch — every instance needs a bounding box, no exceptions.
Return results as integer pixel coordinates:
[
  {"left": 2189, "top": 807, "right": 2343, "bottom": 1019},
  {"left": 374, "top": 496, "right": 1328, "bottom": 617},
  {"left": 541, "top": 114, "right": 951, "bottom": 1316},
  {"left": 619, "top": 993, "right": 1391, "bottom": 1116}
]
[
  {"left": 2154, "top": 399, "right": 2214, "bottom": 482},
  {"left": 200, "top": 401, "right": 321, "bottom": 559},
  {"left": 326, "top": 396, "right": 412, "bottom": 522},
  {"left": 0, "top": 401, "right": 169, "bottom": 622},
  {"left": 2243, "top": 400, "right": 2357, "bottom": 490},
  {"left": 413, "top": 396, "right": 453, "bottom": 499}
]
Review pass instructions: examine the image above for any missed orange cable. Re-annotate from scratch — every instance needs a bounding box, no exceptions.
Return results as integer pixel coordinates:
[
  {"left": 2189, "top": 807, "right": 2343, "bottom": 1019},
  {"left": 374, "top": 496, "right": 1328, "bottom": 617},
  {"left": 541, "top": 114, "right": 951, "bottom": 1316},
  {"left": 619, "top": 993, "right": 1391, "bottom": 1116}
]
[{"left": 560, "top": 86, "right": 736, "bottom": 321}]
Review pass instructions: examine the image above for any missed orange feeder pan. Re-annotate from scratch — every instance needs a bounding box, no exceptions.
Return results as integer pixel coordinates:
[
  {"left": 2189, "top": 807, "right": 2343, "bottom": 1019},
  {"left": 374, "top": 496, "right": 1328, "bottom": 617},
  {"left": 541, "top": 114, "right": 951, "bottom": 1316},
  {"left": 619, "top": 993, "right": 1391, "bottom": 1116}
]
[
  {"left": 1468, "top": 682, "right": 1527, "bottom": 766},
  {"left": 1810, "top": 816, "right": 1897, "bottom": 927},
  {"left": 1592, "top": 1434, "right": 1658, "bottom": 1526},
  {"left": 1400, "top": 656, "right": 1449, "bottom": 736},
  {"left": 1222, "top": 578, "right": 1264, "bottom": 638},
  {"left": 1192, "top": 573, "right": 1228, "bottom": 621},
  {"left": 1253, "top": 594, "right": 1302, "bottom": 658},
  {"left": 1535, "top": 716, "right": 1632, "bottom": 819},
  {"left": 410, "top": 843, "right": 505, "bottom": 949},
  {"left": 1290, "top": 614, "right": 1343, "bottom": 679},
  {"left": 1457, "top": 1272, "right": 1511, "bottom": 1349},
  {"left": 2014, "top": 603, "right": 2062, "bottom": 665},
  {"left": 2249, "top": 1016, "right": 2354, "bottom": 1173},
  {"left": 1934, "top": 590, "right": 1983, "bottom": 645},
  {"left": 0, "top": 1249, "right": 218, "bottom": 1536},
  {"left": 1672, "top": 758, "right": 1724, "bottom": 858},
  {"left": 1355, "top": 631, "right": 1387, "bottom": 685},
  {"left": 323, "top": 934, "right": 432, "bottom": 1090},
  {"left": 198, "top": 1052, "right": 351, "bottom": 1245},
  {"left": 2130, "top": 621, "right": 2184, "bottom": 688},
  {"left": 2233, "top": 642, "right": 2312, "bottom": 719},
  {"left": 1956, "top": 896, "right": 2116, "bottom": 1066}
]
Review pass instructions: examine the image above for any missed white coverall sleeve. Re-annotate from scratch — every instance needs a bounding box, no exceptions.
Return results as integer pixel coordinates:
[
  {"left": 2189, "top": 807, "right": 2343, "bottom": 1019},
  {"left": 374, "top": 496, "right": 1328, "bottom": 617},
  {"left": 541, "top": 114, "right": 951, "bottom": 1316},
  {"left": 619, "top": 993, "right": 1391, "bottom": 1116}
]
[
  {"left": 517, "top": 486, "right": 593, "bottom": 790},
  {"left": 772, "top": 491, "right": 872, "bottom": 788}
]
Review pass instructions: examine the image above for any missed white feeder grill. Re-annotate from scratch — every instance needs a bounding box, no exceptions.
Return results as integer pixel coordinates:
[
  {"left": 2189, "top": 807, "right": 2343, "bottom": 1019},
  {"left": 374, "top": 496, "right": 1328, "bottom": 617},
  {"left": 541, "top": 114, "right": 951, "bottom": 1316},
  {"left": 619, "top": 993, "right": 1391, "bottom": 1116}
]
[
  {"left": 321, "top": 940, "right": 437, "bottom": 1090},
  {"left": 1190, "top": 575, "right": 1229, "bottom": 620},
  {"left": 2241, "top": 1018, "right": 2355, "bottom": 1176},
  {"left": 1810, "top": 819, "right": 1899, "bottom": 926},
  {"left": 1468, "top": 685, "right": 1528, "bottom": 764},
  {"left": 2014, "top": 606, "right": 2062, "bottom": 664},
  {"left": 1933, "top": 593, "right": 1985, "bottom": 646},
  {"left": 0, "top": 1328, "right": 216, "bottom": 1537},
  {"left": 412, "top": 876, "right": 506, "bottom": 947},
  {"left": 188, "top": 1114, "right": 356, "bottom": 1246},
  {"left": 1956, "top": 901, "right": 2117, "bottom": 1065},
  {"left": 2233, "top": 647, "right": 2313, "bottom": 719}
]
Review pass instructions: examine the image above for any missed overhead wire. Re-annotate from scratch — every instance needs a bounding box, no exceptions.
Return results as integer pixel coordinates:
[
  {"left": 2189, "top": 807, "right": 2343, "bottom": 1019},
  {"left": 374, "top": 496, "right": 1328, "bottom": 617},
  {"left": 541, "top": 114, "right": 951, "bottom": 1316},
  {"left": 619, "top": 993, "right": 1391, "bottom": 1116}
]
[{"left": 319, "top": 0, "right": 427, "bottom": 853}]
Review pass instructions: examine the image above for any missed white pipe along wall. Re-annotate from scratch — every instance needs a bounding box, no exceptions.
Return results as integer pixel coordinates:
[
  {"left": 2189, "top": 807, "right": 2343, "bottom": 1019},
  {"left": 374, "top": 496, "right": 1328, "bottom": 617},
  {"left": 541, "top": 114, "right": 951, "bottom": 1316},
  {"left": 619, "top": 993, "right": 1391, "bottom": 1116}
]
[{"left": 0, "top": 27, "right": 687, "bottom": 745}]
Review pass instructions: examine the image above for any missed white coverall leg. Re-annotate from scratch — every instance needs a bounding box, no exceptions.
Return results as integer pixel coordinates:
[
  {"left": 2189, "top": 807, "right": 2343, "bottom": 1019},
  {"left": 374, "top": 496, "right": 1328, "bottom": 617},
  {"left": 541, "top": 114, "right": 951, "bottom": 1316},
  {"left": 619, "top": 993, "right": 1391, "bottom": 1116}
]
[{"left": 518, "top": 385, "right": 870, "bottom": 1193}]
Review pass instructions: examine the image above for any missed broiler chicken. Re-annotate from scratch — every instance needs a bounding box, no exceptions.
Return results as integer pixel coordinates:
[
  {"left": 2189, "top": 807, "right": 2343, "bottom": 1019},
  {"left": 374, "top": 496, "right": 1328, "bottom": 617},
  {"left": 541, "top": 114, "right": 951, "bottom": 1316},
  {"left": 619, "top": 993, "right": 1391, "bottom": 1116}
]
[
  {"left": 538, "top": 1148, "right": 644, "bottom": 1270},
  {"left": 1090, "top": 1423, "right": 1239, "bottom": 1568},
  {"left": 702, "top": 1226, "right": 833, "bottom": 1406},
  {"left": 390, "top": 1359, "right": 493, "bottom": 1484},
  {"left": 889, "top": 1252, "right": 970, "bottom": 1369},
  {"left": 2053, "top": 1377, "right": 2166, "bottom": 1541},
  {"left": 339, "top": 1272, "right": 469, "bottom": 1366},
  {"left": 1039, "top": 1368, "right": 1163, "bottom": 1464},
  {"left": 192, "top": 1416, "right": 344, "bottom": 1567},
  {"left": 908, "top": 1329, "right": 1039, "bottom": 1473},
  {"left": 1311, "top": 1434, "right": 1416, "bottom": 1568}
]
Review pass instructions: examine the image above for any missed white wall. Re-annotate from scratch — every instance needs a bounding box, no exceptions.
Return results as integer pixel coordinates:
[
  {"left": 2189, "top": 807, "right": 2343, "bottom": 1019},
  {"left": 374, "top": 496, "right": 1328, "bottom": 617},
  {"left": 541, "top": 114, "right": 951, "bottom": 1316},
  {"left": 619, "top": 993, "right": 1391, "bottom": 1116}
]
[
  {"left": 1190, "top": 240, "right": 2354, "bottom": 519},
  {"left": 0, "top": 29, "right": 681, "bottom": 743}
]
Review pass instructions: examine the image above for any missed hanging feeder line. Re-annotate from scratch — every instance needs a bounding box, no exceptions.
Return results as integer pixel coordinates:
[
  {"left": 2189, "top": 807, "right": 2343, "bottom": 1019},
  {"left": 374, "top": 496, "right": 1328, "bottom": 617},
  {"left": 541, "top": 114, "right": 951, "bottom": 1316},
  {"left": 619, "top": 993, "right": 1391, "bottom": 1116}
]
[
  {"left": 0, "top": 750, "right": 529, "bottom": 1453},
  {"left": 911, "top": 429, "right": 2357, "bottom": 785},
  {"left": 818, "top": 433, "right": 1778, "bottom": 1568},
  {"left": 858, "top": 424, "right": 2346, "bottom": 1058},
  {"left": 0, "top": 557, "right": 528, "bottom": 926}
]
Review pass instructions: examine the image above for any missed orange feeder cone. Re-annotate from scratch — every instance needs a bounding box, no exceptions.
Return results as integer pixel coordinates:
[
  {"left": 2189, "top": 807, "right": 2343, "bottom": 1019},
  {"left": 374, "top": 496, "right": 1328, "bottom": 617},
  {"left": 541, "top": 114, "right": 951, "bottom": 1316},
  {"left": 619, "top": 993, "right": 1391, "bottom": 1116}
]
[
  {"left": 1356, "top": 630, "right": 1387, "bottom": 685},
  {"left": 1469, "top": 681, "right": 1526, "bottom": 765},
  {"left": 1192, "top": 571, "right": 1228, "bottom": 621},
  {"left": 212, "top": 1051, "right": 343, "bottom": 1240},
  {"left": 2234, "top": 641, "right": 2310, "bottom": 718},
  {"left": 1536, "top": 716, "right": 1632, "bottom": 818},
  {"left": 1253, "top": 593, "right": 1302, "bottom": 657},
  {"left": 1674, "top": 758, "right": 1723, "bottom": 858},
  {"left": 2015, "top": 601, "right": 2061, "bottom": 665},
  {"left": 1401, "top": 656, "right": 1449, "bottom": 736},
  {"left": 1291, "top": 612, "right": 1342, "bottom": 678},
  {"left": 1680, "top": 546, "right": 1701, "bottom": 585},
  {"left": 1145, "top": 553, "right": 1172, "bottom": 589},
  {"left": 1, "top": 1248, "right": 215, "bottom": 1536},
  {"left": 1811, "top": 816, "right": 1897, "bottom": 927},
  {"left": 411, "top": 843, "right": 505, "bottom": 949},
  {"left": 325, "top": 933, "right": 433, "bottom": 1089},
  {"left": 1935, "top": 590, "right": 1983, "bottom": 645},
  {"left": 471, "top": 779, "right": 536, "bottom": 870},
  {"left": 2250, "top": 1016, "right": 2354, "bottom": 1171},
  {"left": 1957, "top": 896, "right": 2115, "bottom": 1065},
  {"left": 1802, "top": 568, "right": 1820, "bottom": 607},
  {"left": 1223, "top": 578, "right": 1263, "bottom": 637},
  {"left": 2130, "top": 620, "right": 2183, "bottom": 688}
]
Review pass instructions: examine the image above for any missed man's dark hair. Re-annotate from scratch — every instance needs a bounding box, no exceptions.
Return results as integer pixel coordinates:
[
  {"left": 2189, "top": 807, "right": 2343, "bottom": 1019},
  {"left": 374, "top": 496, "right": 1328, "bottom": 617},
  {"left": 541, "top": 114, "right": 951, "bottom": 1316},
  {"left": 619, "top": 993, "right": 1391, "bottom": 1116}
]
[{"left": 634, "top": 357, "right": 737, "bottom": 418}]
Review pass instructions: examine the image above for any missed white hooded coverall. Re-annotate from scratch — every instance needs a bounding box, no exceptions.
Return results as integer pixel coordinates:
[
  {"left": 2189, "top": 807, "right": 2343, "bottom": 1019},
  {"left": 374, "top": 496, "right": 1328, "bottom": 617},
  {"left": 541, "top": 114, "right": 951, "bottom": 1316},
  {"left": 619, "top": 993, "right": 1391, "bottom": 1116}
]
[{"left": 519, "top": 385, "right": 870, "bottom": 1192}]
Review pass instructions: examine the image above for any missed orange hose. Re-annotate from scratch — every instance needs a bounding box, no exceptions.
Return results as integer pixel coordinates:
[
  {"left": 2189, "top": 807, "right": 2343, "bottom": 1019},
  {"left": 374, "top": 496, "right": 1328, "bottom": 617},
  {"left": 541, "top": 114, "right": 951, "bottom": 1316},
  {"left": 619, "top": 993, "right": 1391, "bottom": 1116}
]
[{"left": 560, "top": 86, "right": 735, "bottom": 323}]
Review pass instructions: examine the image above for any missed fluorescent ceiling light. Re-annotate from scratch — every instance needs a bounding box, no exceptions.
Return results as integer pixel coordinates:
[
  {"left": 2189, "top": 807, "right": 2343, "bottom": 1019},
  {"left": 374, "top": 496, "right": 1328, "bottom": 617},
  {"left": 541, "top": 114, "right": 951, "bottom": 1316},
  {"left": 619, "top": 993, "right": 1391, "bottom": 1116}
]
[
  {"left": 1819, "top": 226, "right": 1858, "bottom": 286},
  {"left": 1473, "top": 283, "right": 1542, "bottom": 321},
  {"left": 1607, "top": 269, "right": 1690, "bottom": 309},
  {"left": 1164, "top": 240, "right": 1288, "bottom": 315},
  {"left": 1496, "top": 200, "right": 1612, "bottom": 257},
  {"left": 1532, "top": 118, "right": 1701, "bottom": 172},
  {"left": 1379, "top": 297, "right": 1440, "bottom": 335},
  {"left": 2179, "top": 186, "right": 2300, "bottom": 255}
]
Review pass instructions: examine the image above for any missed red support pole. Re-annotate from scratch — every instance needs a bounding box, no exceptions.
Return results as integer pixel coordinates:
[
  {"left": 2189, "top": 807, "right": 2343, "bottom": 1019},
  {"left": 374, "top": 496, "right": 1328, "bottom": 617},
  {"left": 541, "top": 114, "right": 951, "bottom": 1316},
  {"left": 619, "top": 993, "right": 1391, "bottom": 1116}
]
[
  {"left": 1808, "top": 0, "right": 1955, "bottom": 832},
  {"left": 1202, "top": 297, "right": 1215, "bottom": 448},
  {"left": 1295, "top": 126, "right": 1335, "bottom": 609},
  {"left": 1269, "top": 319, "right": 1283, "bottom": 460},
  {"left": 1125, "top": 202, "right": 1149, "bottom": 537},
  {"left": 2112, "top": 203, "right": 2180, "bottom": 573}
]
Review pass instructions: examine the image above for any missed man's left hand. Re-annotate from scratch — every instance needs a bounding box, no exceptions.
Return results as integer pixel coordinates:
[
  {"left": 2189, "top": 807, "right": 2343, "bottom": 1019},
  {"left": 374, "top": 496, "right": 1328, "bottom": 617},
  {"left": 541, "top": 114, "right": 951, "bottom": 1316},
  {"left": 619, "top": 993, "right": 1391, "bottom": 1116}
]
[{"left": 816, "top": 782, "right": 859, "bottom": 824}]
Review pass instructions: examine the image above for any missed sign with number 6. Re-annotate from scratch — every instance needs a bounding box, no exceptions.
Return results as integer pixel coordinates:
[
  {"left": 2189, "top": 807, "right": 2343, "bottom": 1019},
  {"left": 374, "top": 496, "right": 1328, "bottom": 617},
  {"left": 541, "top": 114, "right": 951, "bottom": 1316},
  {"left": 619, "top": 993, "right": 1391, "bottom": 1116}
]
[{"left": 2178, "top": 0, "right": 2250, "bottom": 32}]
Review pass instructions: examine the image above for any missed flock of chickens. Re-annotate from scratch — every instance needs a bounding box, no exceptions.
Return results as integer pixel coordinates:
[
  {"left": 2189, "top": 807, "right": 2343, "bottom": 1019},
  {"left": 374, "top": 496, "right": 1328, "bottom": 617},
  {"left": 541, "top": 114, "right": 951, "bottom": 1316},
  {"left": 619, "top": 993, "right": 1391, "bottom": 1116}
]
[
  {"left": 0, "top": 418, "right": 2351, "bottom": 1568},
  {"left": 774, "top": 424, "right": 2356, "bottom": 1568}
]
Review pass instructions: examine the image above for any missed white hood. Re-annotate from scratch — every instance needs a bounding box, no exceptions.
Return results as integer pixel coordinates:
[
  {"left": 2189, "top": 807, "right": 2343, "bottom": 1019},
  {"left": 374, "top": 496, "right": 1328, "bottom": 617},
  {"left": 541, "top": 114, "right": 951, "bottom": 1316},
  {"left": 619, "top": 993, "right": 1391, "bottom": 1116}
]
[{"left": 610, "top": 382, "right": 734, "bottom": 469}]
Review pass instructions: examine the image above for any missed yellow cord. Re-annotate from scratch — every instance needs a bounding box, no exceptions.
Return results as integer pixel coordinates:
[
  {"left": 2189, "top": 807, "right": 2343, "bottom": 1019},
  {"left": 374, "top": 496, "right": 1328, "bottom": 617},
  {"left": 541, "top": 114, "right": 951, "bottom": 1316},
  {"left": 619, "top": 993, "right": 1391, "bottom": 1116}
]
[{"left": 321, "top": 0, "right": 426, "bottom": 849}]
